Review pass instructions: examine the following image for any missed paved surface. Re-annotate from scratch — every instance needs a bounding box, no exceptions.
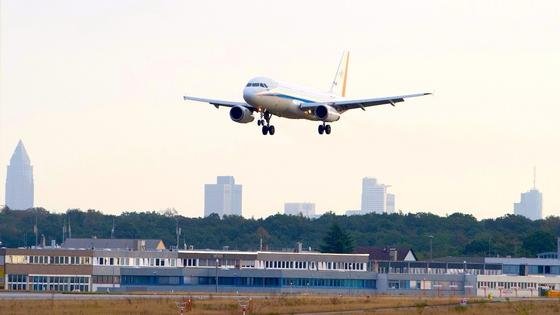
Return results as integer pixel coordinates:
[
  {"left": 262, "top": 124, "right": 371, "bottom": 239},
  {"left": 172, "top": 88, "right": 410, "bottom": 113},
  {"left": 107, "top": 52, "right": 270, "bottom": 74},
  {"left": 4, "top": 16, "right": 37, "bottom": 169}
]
[
  {"left": 0, "top": 292, "right": 551, "bottom": 304},
  {"left": 0, "top": 292, "right": 258, "bottom": 300}
]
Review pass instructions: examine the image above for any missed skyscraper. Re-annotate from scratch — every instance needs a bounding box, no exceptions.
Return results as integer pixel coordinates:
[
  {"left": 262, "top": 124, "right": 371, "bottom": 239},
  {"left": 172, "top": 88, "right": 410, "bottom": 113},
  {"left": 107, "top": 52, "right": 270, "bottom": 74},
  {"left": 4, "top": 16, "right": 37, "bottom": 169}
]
[
  {"left": 5, "top": 140, "right": 34, "bottom": 210},
  {"left": 514, "top": 169, "right": 542, "bottom": 220},
  {"left": 284, "top": 202, "right": 316, "bottom": 217},
  {"left": 204, "top": 176, "right": 242, "bottom": 217},
  {"left": 514, "top": 190, "right": 542, "bottom": 220},
  {"left": 361, "top": 177, "right": 393, "bottom": 214},
  {"left": 386, "top": 193, "right": 396, "bottom": 214}
]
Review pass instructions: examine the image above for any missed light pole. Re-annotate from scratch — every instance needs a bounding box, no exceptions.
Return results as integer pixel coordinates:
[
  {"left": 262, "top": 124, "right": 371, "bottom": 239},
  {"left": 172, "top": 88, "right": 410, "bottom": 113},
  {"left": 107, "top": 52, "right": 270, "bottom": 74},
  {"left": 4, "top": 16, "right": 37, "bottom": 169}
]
[
  {"left": 347, "top": 270, "right": 351, "bottom": 295},
  {"left": 427, "top": 235, "right": 434, "bottom": 261},
  {"left": 215, "top": 258, "right": 219, "bottom": 293},
  {"left": 112, "top": 264, "right": 116, "bottom": 291}
]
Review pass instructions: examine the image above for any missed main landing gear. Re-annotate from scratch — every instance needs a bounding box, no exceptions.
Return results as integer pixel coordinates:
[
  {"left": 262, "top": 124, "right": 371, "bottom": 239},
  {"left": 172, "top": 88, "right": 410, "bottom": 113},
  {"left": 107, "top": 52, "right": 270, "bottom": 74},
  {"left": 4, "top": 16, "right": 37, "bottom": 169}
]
[
  {"left": 318, "top": 122, "right": 331, "bottom": 135},
  {"left": 257, "top": 111, "right": 275, "bottom": 135}
]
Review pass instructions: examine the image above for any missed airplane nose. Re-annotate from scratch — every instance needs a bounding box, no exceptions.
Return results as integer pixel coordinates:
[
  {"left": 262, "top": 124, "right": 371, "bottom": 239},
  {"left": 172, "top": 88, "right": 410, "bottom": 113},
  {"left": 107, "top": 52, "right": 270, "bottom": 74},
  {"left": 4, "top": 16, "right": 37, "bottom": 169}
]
[{"left": 243, "top": 88, "right": 255, "bottom": 104}]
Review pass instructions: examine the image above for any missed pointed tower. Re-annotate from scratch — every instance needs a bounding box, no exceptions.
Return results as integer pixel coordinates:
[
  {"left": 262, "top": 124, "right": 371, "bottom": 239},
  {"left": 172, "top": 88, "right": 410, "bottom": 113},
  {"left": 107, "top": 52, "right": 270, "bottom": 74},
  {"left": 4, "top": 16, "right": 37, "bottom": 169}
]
[{"left": 5, "top": 140, "right": 34, "bottom": 210}]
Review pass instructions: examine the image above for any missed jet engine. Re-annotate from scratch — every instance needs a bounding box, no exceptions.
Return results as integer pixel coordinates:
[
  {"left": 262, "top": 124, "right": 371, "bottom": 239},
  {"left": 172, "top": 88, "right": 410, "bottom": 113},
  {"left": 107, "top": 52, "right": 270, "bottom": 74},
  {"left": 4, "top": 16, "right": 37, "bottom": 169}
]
[
  {"left": 314, "top": 105, "right": 340, "bottom": 122},
  {"left": 229, "top": 106, "right": 255, "bottom": 123}
]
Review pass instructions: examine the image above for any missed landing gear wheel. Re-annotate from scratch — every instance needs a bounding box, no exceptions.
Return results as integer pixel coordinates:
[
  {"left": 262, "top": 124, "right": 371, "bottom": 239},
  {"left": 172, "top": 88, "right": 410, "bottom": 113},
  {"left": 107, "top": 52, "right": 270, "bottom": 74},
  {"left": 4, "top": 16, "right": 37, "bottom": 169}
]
[
  {"left": 262, "top": 125, "right": 269, "bottom": 135},
  {"left": 257, "top": 120, "right": 262, "bottom": 126},
  {"left": 325, "top": 125, "right": 331, "bottom": 134},
  {"left": 318, "top": 125, "right": 325, "bottom": 134},
  {"left": 268, "top": 125, "right": 275, "bottom": 135}
]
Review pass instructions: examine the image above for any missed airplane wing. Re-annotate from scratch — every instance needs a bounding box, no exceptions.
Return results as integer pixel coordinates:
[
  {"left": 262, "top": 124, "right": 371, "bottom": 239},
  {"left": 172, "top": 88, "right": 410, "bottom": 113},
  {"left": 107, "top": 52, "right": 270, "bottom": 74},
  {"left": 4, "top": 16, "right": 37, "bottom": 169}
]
[
  {"left": 183, "top": 96, "right": 255, "bottom": 110},
  {"left": 300, "top": 92, "right": 431, "bottom": 111}
]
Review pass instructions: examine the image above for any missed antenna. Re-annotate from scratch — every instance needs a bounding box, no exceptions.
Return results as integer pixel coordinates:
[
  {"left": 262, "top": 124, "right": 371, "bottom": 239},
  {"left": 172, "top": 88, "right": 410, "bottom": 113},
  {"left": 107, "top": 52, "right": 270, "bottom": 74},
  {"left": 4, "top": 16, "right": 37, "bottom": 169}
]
[
  {"left": 175, "top": 218, "right": 182, "bottom": 249},
  {"left": 533, "top": 166, "right": 536, "bottom": 189},
  {"left": 62, "top": 218, "right": 67, "bottom": 243},
  {"left": 34, "top": 214, "right": 38, "bottom": 247},
  {"left": 111, "top": 218, "right": 115, "bottom": 239}
]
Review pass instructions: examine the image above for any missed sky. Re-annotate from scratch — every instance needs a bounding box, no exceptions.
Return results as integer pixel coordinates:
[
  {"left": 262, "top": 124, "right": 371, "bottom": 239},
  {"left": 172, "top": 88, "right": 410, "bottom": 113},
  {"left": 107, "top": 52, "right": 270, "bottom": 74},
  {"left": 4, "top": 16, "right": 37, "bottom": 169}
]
[{"left": 1, "top": 0, "right": 559, "bottom": 219}]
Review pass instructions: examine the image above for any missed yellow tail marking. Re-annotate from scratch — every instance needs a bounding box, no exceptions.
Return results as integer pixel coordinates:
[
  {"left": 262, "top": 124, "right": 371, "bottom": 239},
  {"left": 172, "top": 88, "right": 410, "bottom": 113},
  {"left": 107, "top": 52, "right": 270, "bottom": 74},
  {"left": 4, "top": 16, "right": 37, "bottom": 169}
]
[{"left": 341, "top": 52, "right": 349, "bottom": 97}]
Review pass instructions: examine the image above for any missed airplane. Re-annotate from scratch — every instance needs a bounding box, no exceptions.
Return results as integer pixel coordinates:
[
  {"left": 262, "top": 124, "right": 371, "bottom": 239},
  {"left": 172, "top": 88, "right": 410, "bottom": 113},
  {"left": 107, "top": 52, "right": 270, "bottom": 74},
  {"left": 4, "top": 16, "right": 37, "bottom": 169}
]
[{"left": 183, "top": 52, "right": 430, "bottom": 135}]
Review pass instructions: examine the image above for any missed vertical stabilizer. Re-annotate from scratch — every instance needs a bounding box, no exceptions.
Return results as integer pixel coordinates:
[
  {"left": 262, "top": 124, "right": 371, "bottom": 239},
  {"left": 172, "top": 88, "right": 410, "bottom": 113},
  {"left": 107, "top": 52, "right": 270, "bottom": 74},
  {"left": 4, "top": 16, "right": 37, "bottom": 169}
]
[{"left": 329, "top": 51, "right": 350, "bottom": 97}]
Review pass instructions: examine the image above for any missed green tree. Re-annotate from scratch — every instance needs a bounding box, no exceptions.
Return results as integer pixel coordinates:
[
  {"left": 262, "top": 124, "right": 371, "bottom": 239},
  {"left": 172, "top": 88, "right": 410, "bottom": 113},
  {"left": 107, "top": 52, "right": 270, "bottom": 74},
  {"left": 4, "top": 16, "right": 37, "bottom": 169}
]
[
  {"left": 320, "top": 223, "right": 354, "bottom": 253},
  {"left": 464, "top": 239, "right": 490, "bottom": 256},
  {"left": 3, "top": 207, "right": 560, "bottom": 259},
  {"left": 522, "top": 230, "right": 555, "bottom": 256}
]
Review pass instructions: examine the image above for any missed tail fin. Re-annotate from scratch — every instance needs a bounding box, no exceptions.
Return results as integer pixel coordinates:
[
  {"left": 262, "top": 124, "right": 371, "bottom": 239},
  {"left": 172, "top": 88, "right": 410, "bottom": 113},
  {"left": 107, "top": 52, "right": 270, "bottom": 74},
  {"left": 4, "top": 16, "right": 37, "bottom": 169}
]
[{"left": 329, "top": 51, "right": 350, "bottom": 97}]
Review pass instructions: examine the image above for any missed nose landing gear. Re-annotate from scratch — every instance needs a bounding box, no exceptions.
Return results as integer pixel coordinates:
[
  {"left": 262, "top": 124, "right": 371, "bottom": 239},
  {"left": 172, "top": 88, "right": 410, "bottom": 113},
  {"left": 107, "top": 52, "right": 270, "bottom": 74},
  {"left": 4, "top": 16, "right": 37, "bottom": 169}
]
[
  {"left": 262, "top": 125, "right": 275, "bottom": 135},
  {"left": 318, "top": 122, "right": 331, "bottom": 135},
  {"left": 258, "top": 111, "right": 275, "bottom": 135}
]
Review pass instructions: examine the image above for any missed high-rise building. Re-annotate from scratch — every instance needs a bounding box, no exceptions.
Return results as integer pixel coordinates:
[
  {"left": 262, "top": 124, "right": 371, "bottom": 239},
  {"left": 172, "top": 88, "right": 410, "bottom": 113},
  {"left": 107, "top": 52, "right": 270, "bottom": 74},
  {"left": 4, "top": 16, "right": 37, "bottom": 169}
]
[
  {"left": 204, "top": 176, "right": 242, "bottom": 217},
  {"left": 361, "top": 177, "right": 393, "bottom": 214},
  {"left": 386, "top": 193, "right": 395, "bottom": 214},
  {"left": 514, "top": 189, "right": 542, "bottom": 220},
  {"left": 5, "top": 140, "right": 34, "bottom": 210},
  {"left": 284, "top": 202, "right": 316, "bottom": 217},
  {"left": 514, "top": 169, "right": 542, "bottom": 220}
]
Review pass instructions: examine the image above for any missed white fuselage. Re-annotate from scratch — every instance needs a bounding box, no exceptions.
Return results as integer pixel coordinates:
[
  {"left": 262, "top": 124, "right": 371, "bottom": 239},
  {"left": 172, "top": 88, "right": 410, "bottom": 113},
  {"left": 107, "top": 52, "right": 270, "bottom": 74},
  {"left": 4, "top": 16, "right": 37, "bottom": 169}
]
[{"left": 242, "top": 76, "right": 343, "bottom": 121}]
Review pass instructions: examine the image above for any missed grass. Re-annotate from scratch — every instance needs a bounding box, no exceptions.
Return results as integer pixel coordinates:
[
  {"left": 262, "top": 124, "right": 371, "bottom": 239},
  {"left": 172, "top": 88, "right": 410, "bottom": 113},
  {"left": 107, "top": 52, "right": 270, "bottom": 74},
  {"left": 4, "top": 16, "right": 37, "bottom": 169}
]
[{"left": 1, "top": 294, "right": 560, "bottom": 314}]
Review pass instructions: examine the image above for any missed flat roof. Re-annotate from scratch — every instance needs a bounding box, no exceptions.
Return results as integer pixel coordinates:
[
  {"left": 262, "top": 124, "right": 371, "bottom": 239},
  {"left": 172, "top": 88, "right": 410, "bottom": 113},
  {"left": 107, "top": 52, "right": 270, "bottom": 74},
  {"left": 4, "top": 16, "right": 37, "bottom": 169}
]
[{"left": 177, "top": 250, "right": 368, "bottom": 257}]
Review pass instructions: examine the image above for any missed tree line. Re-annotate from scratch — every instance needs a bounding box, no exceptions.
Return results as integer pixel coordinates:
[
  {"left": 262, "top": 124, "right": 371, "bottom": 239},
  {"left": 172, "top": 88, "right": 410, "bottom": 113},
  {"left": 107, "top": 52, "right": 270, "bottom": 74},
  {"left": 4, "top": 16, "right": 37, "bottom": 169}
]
[{"left": 0, "top": 206, "right": 558, "bottom": 259}]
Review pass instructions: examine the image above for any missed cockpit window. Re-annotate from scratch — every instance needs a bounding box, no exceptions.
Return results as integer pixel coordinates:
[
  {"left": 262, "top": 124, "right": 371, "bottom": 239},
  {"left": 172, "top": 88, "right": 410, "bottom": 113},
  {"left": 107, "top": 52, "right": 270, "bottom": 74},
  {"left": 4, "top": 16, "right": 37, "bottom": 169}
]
[{"left": 247, "top": 82, "right": 269, "bottom": 88}]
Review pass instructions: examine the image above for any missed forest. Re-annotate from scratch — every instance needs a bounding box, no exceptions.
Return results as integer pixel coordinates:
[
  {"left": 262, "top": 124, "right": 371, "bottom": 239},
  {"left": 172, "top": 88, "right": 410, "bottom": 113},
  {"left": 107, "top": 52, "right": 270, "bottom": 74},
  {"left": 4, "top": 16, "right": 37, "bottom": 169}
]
[{"left": 0, "top": 206, "right": 558, "bottom": 259}]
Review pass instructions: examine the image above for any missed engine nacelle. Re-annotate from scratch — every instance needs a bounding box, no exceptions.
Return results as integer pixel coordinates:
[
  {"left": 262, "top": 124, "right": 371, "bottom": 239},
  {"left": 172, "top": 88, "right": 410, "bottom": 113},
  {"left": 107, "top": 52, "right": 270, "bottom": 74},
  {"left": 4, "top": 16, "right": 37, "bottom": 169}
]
[
  {"left": 314, "top": 105, "right": 340, "bottom": 122},
  {"left": 229, "top": 106, "right": 255, "bottom": 123}
]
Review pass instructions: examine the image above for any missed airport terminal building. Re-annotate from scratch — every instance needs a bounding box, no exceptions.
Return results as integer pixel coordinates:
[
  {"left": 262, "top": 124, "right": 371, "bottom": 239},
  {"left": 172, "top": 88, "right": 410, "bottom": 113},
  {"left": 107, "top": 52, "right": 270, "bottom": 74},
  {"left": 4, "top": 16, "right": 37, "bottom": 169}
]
[{"left": 2, "top": 239, "right": 560, "bottom": 297}]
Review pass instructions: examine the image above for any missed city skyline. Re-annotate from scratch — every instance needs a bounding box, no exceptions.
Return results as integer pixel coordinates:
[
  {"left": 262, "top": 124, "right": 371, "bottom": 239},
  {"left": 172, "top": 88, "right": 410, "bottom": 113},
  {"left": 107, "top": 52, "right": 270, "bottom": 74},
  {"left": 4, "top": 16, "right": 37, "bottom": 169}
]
[
  {"left": 1, "top": 1, "right": 559, "bottom": 218},
  {"left": 2, "top": 156, "right": 547, "bottom": 220}
]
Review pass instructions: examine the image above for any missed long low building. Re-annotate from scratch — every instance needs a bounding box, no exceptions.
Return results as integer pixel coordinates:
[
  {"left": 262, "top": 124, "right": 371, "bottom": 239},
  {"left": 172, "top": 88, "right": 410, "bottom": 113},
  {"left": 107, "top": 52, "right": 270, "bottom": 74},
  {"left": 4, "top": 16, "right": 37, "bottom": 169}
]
[{"left": 3, "top": 241, "right": 560, "bottom": 297}]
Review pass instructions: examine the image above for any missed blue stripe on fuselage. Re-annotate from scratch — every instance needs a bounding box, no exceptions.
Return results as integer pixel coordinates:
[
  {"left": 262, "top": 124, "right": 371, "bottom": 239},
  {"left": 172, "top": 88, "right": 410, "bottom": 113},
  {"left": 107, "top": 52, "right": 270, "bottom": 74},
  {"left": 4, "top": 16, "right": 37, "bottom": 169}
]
[{"left": 264, "top": 93, "right": 315, "bottom": 104}]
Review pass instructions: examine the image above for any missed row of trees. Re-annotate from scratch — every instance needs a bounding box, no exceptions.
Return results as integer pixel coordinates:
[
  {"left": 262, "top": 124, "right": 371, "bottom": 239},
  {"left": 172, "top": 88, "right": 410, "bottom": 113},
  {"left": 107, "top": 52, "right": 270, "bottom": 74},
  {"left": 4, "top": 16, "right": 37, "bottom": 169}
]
[{"left": 0, "top": 207, "right": 558, "bottom": 258}]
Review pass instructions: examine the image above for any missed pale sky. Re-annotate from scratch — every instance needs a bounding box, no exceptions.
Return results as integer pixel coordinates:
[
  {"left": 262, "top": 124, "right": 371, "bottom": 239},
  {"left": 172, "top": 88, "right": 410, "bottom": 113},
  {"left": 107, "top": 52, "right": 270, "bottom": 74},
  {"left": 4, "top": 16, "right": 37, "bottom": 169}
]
[{"left": 1, "top": 0, "right": 559, "bottom": 219}]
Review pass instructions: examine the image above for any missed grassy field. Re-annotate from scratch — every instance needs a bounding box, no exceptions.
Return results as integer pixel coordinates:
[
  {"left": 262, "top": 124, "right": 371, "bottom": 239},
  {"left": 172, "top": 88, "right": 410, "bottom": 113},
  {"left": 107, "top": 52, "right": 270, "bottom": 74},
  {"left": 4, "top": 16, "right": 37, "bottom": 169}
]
[{"left": 1, "top": 294, "right": 559, "bottom": 314}]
